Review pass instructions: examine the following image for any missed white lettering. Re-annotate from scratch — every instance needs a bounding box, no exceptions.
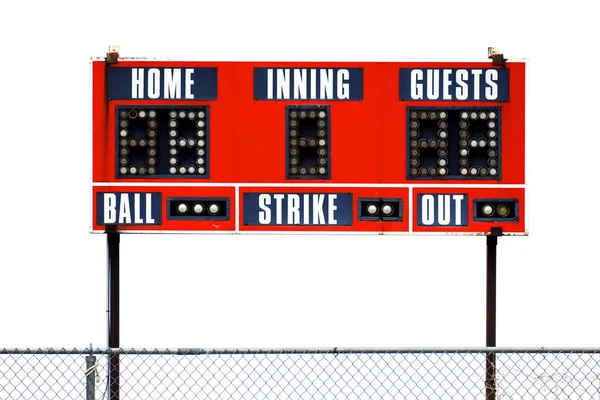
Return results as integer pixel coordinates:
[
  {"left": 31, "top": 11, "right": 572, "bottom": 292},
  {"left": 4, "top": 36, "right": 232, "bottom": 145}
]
[
  {"left": 337, "top": 69, "right": 350, "bottom": 99},
  {"left": 133, "top": 193, "right": 143, "bottom": 223},
  {"left": 409, "top": 68, "right": 503, "bottom": 101},
  {"left": 453, "top": 195, "right": 464, "bottom": 225},
  {"left": 320, "top": 69, "right": 334, "bottom": 100},
  {"left": 437, "top": 195, "right": 451, "bottom": 226},
  {"left": 421, "top": 194, "right": 435, "bottom": 226},
  {"left": 164, "top": 69, "right": 181, "bottom": 99},
  {"left": 118, "top": 195, "right": 131, "bottom": 224},
  {"left": 147, "top": 68, "right": 160, "bottom": 99},
  {"left": 471, "top": 69, "right": 482, "bottom": 100},
  {"left": 303, "top": 194, "right": 310, "bottom": 223},
  {"left": 253, "top": 193, "right": 345, "bottom": 225},
  {"left": 265, "top": 68, "right": 355, "bottom": 100},
  {"left": 426, "top": 69, "right": 439, "bottom": 100},
  {"left": 258, "top": 194, "right": 271, "bottom": 224},
  {"left": 145, "top": 194, "right": 155, "bottom": 223},
  {"left": 277, "top": 69, "right": 290, "bottom": 100},
  {"left": 310, "top": 69, "right": 317, "bottom": 99},
  {"left": 455, "top": 69, "right": 469, "bottom": 100},
  {"left": 442, "top": 69, "right": 452, "bottom": 100},
  {"left": 293, "top": 69, "right": 307, "bottom": 100},
  {"left": 131, "top": 69, "right": 144, "bottom": 99},
  {"left": 104, "top": 193, "right": 117, "bottom": 223},
  {"left": 328, "top": 195, "right": 338, "bottom": 224},
  {"left": 288, "top": 194, "right": 300, "bottom": 224},
  {"left": 185, "top": 68, "right": 195, "bottom": 99},
  {"left": 273, "top": 194, "right": 285, "bottom": 224},
  {"left": 267, "top": 69, "right": 274, "bottom": 100},
  {"left": 312, "top": 194, "right": 325, "bottom": 224},
  {"left": 485, "top": 69, "right": 498, "bottom": 100},
  {"left": 411, "top": 69, "right": 424, "bottom": 100}
]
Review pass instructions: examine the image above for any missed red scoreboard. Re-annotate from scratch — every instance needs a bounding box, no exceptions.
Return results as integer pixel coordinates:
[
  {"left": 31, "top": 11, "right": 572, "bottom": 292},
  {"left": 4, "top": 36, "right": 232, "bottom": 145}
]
[{"left": 90, "top": 57, "right": 526, "bottom": 235}]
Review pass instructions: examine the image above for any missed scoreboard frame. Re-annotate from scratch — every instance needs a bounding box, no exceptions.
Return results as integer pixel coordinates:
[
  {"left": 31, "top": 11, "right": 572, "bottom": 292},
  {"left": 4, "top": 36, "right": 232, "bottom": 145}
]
[{"left": 90, "top": 57, "right": 527, "bottom": 236}]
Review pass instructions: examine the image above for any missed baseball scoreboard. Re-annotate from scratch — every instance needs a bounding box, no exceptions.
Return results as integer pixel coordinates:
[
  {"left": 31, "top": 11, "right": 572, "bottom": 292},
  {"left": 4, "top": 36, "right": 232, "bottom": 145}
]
[{"left": 91, "top": 57, "right": 526, "bottom": 235}]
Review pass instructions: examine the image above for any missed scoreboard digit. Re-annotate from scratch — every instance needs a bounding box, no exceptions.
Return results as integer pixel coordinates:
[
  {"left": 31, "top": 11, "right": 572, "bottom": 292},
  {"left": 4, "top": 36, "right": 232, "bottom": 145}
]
[
  {"left": 406, "top": 107, "right": 501, "bottom": 180},
  {"left": 116, "top": 107, "right": 210, "bottom": 178},
  {"left": 286, "top": 106, "right": 330, "bottom": 179}
]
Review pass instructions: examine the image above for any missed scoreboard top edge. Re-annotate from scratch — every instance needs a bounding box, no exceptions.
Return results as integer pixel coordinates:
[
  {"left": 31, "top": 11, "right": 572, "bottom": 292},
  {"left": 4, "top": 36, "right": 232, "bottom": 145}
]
[{"left": 91, "top": 58, "right": 527, "bottom": 68}]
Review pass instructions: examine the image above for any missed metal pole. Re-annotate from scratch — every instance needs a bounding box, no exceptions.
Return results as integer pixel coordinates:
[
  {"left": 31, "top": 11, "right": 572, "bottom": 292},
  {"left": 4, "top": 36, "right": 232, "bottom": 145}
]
[
  {"left": 107, "top": 230, "right": 120, "bottom": 400},
  {"left": 485, "top": 227, "right": 501, "bottom": 400},
  {"left": 85, "top": 352, "right": 97, "bottom": 400}
]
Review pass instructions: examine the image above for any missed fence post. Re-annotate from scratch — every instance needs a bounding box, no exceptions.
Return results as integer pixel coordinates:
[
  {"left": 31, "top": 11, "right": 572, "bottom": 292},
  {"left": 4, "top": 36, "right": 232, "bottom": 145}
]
[{"left": 85, "top": 353, "right": 97, "bottom": 400}]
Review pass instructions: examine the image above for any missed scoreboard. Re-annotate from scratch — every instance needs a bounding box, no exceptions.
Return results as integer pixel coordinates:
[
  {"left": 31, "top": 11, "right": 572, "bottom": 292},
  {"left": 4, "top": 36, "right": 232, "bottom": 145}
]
[{"left": 90, "top": 58, "right": 526, "bottom": 235}]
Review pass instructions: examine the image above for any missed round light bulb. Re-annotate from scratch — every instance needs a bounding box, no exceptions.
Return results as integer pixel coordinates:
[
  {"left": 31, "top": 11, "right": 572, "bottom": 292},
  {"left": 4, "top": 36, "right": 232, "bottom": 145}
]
[
  {"left": 381, "top": 204, "right": 393, "bottom": 215},
  {"left": 497, "top": 204, "right": 510, "bottom": 217},
  {"left": 208, "top": 203, "right": 220, "bottom": 215},
  {"left": 366, "top": 203, "right": 378, "bottom": 215},
  {"left": 482, "top": 204, "right": 494, "bottom": 216}
]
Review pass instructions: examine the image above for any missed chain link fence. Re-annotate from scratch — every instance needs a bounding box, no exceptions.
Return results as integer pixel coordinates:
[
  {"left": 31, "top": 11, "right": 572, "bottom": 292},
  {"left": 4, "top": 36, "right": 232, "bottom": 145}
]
[{"left": 1, "top": 348, "right": 600, "bottom": 400}]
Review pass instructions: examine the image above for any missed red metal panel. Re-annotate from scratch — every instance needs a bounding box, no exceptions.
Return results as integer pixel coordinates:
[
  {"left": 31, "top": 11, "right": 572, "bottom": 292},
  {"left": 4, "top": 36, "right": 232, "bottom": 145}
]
[
  {"left": 92, "top": 186, "right": 236, "bottom": 232},
  {"left": 239, "top": 186, "right": 409, "bottom": 233},
  {"left": 411, "top": 187, "right": 526, "bottom": 234},
  {"left": 91, "top": 59, "right": 526, "bottom": 235}
]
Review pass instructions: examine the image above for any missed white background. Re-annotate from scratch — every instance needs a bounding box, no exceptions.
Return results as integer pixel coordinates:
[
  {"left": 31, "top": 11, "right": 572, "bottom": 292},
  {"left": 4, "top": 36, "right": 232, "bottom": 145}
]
[{"left": 0, "top": 0, "right": 598, "bottom": 350}]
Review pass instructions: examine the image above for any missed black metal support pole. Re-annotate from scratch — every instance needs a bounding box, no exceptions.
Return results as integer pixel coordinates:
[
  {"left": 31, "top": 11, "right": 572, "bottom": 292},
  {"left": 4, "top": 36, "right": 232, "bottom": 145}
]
[
  {"left": 485, "top": 227, "right": 501, "bottom": 400},
  {"left": 107, "top": 231, "right": 120, "bottom": 400}
]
